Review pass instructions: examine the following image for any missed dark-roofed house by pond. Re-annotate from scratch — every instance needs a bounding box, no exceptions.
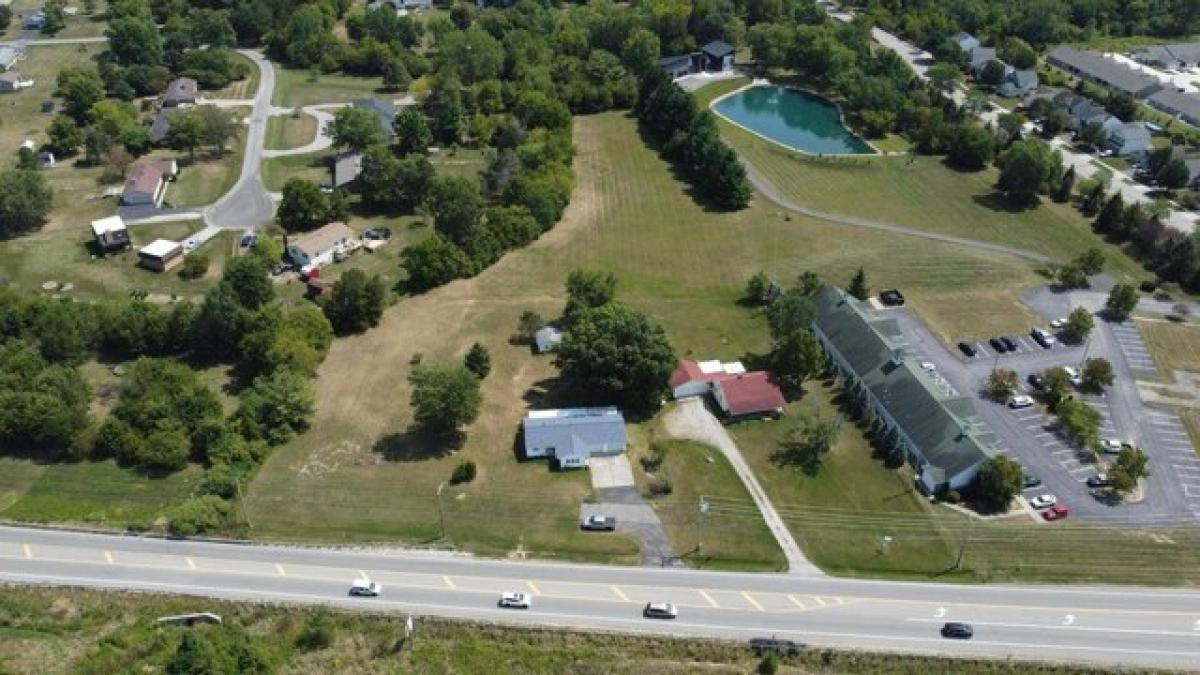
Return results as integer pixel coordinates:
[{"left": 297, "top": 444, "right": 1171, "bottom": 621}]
[
  {"left": 522, "top": 407, "right": 627, "bottom": 470},
  {"left": 812, "top": 287, "right": 997, "bottom": 494}
]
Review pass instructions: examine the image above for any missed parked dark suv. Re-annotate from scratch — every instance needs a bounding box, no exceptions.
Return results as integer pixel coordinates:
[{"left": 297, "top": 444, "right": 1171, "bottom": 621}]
[
  {"left": 1000, "top": 336, "right": 1018, "bottom": 352},
  {"left": 941, "top": 622, "right": 974, "bottom": 639},
  {"left": 958, "top": 341, "right": 977, "bottom": 357},
  {"left": 989, "top": 337, "right": 1008, "bottom": 353},
  {"left": 879, "top": 289, "right": 905, "bottom": 306}
]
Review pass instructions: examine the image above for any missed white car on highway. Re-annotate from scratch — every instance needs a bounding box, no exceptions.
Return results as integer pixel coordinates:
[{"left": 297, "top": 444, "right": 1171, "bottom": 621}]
[
  {"left": 1029, "top": 494, "right": 1058, "bottom": 509},
  {"left": 499, "top": 591, "right": 531, "bottom": 609},
  {"left": 643, "top": 602, "right": 678, "bottom": 619},
  {"left": 349, "top": 579, "right": 382, "bottom": 597}
]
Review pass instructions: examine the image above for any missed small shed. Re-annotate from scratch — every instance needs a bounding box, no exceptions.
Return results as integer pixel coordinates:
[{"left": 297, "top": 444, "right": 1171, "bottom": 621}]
[
  {"left": 0, "top": 71, "right": 34, "bottom": 92},
  {"left": 534, "top": 325, "right": 563, "bottom": 353},
  {"left": 522, "top": 407, "right": 627, "bottom": 469},
  {"left": 91, "top": 215, "right": 131, "bottom": 253},
  {"left": 138, "top": 239, "right": 184, "bottom": 272}
]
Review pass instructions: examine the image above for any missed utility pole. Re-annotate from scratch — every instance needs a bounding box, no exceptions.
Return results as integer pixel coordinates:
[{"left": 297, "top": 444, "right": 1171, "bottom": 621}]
[
  {"left": 436, "top": 482, "right": 447, "bottom": 540},
  {"left": 953, "top": 518, "right": 976, "bottom": 571},
  {"left": 235, "top": 477, "right": 251, "bottom": 530},
  {"left": 697, "top": 497, "right": 709, "bottom": 555}
]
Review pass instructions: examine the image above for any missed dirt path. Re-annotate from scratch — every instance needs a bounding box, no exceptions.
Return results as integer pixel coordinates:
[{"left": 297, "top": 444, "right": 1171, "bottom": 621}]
[{"left": 662, "top": 398, "right": 822, "bottom": 576}]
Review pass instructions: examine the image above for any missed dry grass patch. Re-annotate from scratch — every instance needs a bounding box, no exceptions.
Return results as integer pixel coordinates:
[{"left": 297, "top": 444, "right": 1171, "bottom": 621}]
[{"left": 1137, "top": 318, "right": 1200, "bottom": 380}]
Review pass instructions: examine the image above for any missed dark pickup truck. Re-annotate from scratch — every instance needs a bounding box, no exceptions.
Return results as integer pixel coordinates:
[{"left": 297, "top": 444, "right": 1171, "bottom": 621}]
[{"left": 581, "top": 515, "right": 617, "bottom": 531}]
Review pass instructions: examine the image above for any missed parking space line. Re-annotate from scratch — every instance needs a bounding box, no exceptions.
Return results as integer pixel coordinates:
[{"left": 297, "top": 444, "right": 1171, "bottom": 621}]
[
  {"left": 186, "top": 557, "right": 195, "bottom": 570},
  {"left": 105, "top": 551, "right": 113, "bottom": 565},
  {"left": 275, "top": 564, "right": 286, "bottom": 577},
  {"left": 443, "top": 575, "right": 455, "bottom": 589},
  {"left": 527, "top": 581, "right": 541, "bottom": 595},
  {"left": 23, "top": 545, "right": 31, "bottom": 559},
  {"left": 788, "top": 595, "right": 806, "bottom": 610},
  {"left": 741, "top": 592, "right": 764, "bottom": 611},
  {"left": 611, "top": 585, "right": 629, "bottom": 602}
]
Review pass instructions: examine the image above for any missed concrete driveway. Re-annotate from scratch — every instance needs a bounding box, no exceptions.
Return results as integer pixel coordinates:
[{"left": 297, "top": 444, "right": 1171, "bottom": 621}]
[
  {"left": 589, "top": 455, "right": 634, "bottom": 489},
  {"left": 581, "top": 487, "right": 677, "bottom": 567}
]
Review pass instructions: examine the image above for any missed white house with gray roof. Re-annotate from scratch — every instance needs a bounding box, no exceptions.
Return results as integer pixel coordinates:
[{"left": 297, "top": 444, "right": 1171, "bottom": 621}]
[{"left": 522, "top": 407, "right": 627, "bottom": 469}]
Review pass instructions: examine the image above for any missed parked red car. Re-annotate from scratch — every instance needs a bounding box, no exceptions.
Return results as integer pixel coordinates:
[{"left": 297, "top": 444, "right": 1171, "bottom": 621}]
[{"left": 1043, "top": 504, "right": 1071, "bottom": 521}]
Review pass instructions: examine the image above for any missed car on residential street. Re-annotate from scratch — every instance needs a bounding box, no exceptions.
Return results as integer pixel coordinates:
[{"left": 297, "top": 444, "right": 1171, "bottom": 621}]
[
  {"left": 1009, "top": 395, "right": 1034, "bottom": 409},
  {"left": 349, "top": 580, "right": 382, "bottom": 597},
  {"left": 581, "top": 515, "right": 616, "bottom": 531},
  {"left": 1043, "top": 504, "right": 1071, "bottom": 521},
  {"left": 498, "top": 591, "right": 532, "bottom": 609},
  {"left": 1031, "top": 328, "right": 1057, "bottom": 348},
  {"left": 941, "top": 622, "right": 974, "bottom": 639},
  {"left": 1029, "top": 494, "right": 1057, "bottom": 509},
  {"left": 1086, "top": 473, "right": 1110, "bottom": 488},
  {"left": 958, "top": 341, "right": 977, "bottom": 357},
  {"left": 749, "top": 637, "right": 802, "bottom": 656},
  {"left": 1027, "top": 373, "right": 1046, "bottom": 391},
  {"left": 643, "top": 602, "right": 678, "bottom": 619},
  {"left": 1023, "top": 474, "right": 1042, "bottom": 489},
  {"left": 989, "top": 337, "right": 1008, "bottom": 353}
]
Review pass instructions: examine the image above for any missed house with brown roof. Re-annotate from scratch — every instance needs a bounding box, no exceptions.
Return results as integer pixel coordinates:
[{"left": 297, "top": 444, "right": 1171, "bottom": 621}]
[
  {"left": 711, "top": 371, "right": 787, "bottom": 419},
  {"left": 669, "top": 359, "right": 746, "bottom": 399},
  {"left": 163, "top": 77, "right": 198, "bottom": 107},
  {"left": 285, "top": 221, "right": 356, "bottom": 270},
  {"left": 121, "top": 160, "right": 178, "bottom": 206}
]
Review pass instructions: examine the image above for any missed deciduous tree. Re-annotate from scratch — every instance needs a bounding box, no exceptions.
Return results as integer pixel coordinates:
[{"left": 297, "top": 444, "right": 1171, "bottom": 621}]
[{"left": 408, "top": 362, "right": 482, "bottom": 437}]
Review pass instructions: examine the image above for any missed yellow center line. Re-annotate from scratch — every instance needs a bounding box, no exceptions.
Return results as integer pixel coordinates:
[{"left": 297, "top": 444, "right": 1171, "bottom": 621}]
[
  {"left": 22, "top": 544, "right": 31, "bottom": 559},
  {"left": 787, "top": 594, "right": 807, "bottom": 610},
  {"left": 275, "top": 564, "right": 287, "bottom": 577},
  {"left": 611, "top": 585, "right": 629, "bottom": 602},
  {"left": 104, "top": 551, "right": 113, "bottom": 564},
  {"left": 526, "top": 580, "right": 540, "bottom": 595},
  {"left": 443, "top": 575, "right": 456, "bottom": 589},
  {"left": 741, "top": 591, "right": 764, "bottom": 612},
  {"left": 186, "top": 557, "right": 196, "bottom": 570},
  {"left": 698, "top": 589, "right": 720, "bottom": 609}
]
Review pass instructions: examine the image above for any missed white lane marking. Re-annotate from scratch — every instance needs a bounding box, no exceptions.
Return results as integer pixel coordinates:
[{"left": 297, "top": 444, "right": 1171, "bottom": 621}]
[
  {"left": 787, "top": 595, "right": 806, "bottom": 610},
  {"left": 742, "top": 592, "right": 764, "bottom": 611},
  {"left": 186, "top": 557, "right": 196, "bottom": 570},
  {"left": 22, "top": 544, "right": 31, "bottom": 559},
  {"left": 1063, "top": 614, "right": 1075, "bottom": 626},
  {"left": 104, "top": 551, "right": 113, "bottom": 564},
  {"left": 698, "top": 589, "right": 719, "bottom": 608},
  {"left": 527, "top": 580, "right": 540, "bottom": 595},
  {"left": 934, "top": 606, "right": 946, "bottom": 618},
  {"left": 275, "top": 564, "right": 286, "bottom": 577},
  {"left": 2, "top": 571, "right": 1198, "bottom": 661},
  {"left": 443, "top": 575, "right": 456, "bottom": 589},
  {"left": 611, "top": 585, "right": 629, "bottom": 602}
]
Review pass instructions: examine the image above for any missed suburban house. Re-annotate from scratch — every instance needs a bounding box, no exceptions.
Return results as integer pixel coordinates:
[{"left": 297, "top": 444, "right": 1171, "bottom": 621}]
[
  {"left": 149, "top": 109, "right": 175, "bottom": 144},
  {"left": 0, "top": 71, "right": 34, "bottom": 92},
  {"left": 711, "top": 372, "right": 787, "bottom": 420},
  {"left": 1132, "top": 42, "right": 1200, "bottom": 70},
  {"left": 22, "top": 11, "right": 45, "bottom": 30},
  {"left": 90, "top": 215, "right": 131, "bottom": 254},
  {"left": 668, "top": 359, "right": 746, "bottom": 399},
  {"left": 332, "top": 150, "right": 363, "bottom": 188},
  {"left": 811, "top": 287, "right": 996, "bottom": 493},
  {"left": 659, "top": 53, "right": 697, "bottom": 79},
  {"left": 121, "top": 160, "right": 178, "bottom": 206},
  {"left": 162, "top": 77, "right": 198, "bottom": 107},
  {"left": 0, "top": 47, "right": 24, "bottom": 72},
  {"left": 285, "top": 221, "right": 356, "bottom": 270},
  {"left": 367, "top": 0, "right": 433, "bottom": 11},
  {"left": 700, "top": 40, "right": 735, "bottom": 71},
  {"left": 138, "top": 239, "right": 184, "bottom": 272},
  {"left": 997, "top": 69, "right": 1039, "bottom": 97},
  {"left": 1052, "top": 91, "right": 1117, "bottom": 132},
  {"left": 353, "top": 98, "right": 397, "bottom": 137},
  {"left": 1147, "top": 88, "right": 1200, "bottom": 126},
  {"left": 522, "top": 407, "right": 627, "bottom": 469},
  {"left": 1107, "top": 121, "right": 1153, "bottom": 157},
  {"left": 968, "top": 47, "right": 998, "bottom": 78},
  {"left": 1046, "top": 46, "right": 1164, "bottom": 98},
  {"left": 952, "top": 32, "right": 980, "bottom": 56},
  {"left": 534, "top": 325, "right": 563, "bottom": 354},
  {"left": 1147, "top": 147, "right": 1200, "bottom": 187}
]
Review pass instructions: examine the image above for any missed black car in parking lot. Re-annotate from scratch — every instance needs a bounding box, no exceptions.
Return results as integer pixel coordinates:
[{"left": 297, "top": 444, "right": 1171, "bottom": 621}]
[
  {"left": 1023, "top": 474, "right": 1042, "bottom": 489},
  {"left": 958, "top": 341, "right": 977, "bottom": 357},
  {"left": 989, "top": 337, "right": 1008, "bottom": 353},
  {"left": 1000, "top": 336, "right": 1018, "bottom": 352},
  {"left": 1027, "top": 373, "right": 1046, "bottom": 391}
]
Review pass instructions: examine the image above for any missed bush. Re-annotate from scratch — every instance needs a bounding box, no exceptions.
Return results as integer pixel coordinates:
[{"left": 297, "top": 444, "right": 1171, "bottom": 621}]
[
  {"left": 647, "top": 478, "right": 673, "bottom": 497},
  {"left": 178, "top": 253, "right": 210, "bottom": 280},
  {"left": 295, "top": 611, "right": 336, "bottom": 651},
  {"left": 758, "top": 653, "right": 780, "bottom": 675},
  {"left": 167, "top": 495, "right": 231, "bottom": 537},
  {"left": 198, "top": 463, "right": 240, "bottom": 499},
  {"left": 1139, "top": 280, "right": 1158, "bottom": 293},
  {"left": 640, "top": 441, "right": 669, "bottom": 472},
  {"left": 450, "top": 459, "right": 477, "bottom": 484}
]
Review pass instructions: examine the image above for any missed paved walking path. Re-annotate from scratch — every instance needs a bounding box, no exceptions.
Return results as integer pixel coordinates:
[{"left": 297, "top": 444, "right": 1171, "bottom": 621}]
[
  {"left": 742, "top": 162, "right": 1056, "bottom": 264},
  {"left": 662, "top": 398, "right": 822, "bottom": 576}
]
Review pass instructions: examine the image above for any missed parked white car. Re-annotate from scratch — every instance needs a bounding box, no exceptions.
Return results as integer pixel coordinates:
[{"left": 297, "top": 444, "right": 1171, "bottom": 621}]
[
  {"left": 1008, "top": 395, "right": 1034, "bottom": 409},
  {"left": 1050, "top": 317, "right": 1066, "bottom": 329},
  {"left": 920, "top": 361, "right": 937, "bottom": 372},
  {"left": 499, "top": 591, "right": 531, "bottom": 609},
  {"left": 1062, "top": 366, "right": 1083, "bottom": 387},
  {"left": 1029, "top": 494, "right": 1058, "bottom": 509},
  {"left": 1101, "top": 438, "right": 1125, "bottom": 454}
]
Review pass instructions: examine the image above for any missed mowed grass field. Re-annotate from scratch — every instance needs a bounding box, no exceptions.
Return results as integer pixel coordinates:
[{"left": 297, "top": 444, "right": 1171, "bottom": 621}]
[
  {"left": 630, "top": 438, "right": 786, "bottom": 571},
  {"left": 1137, "top": 317, "right": 1200, "bottom": 378},
  {"left": 264, "top": 112, "right": 319, "bottom": 151},
  {"left": 696, "top": 79, "right": 1151, "bottom": 306},
  {"left": 271, "top": 67, "right": 389, "bottom": 107},
  {"left": 244, "top": 111, "right": 1049, "bottom": 564}
]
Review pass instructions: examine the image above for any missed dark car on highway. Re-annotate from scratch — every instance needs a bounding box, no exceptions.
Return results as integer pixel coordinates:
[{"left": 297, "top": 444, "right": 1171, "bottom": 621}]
[
  {"left": 941, "top": 622, "right": 974, "bottom": 639},
  {"left": 750, "top": 637, "right": 802, "bottom": 657},
  {"left": 989, "top": 337, "right": 1008, "bottom": 353},
  {"left": 958, "top": 341, "right": 977, "bottom": 357}
]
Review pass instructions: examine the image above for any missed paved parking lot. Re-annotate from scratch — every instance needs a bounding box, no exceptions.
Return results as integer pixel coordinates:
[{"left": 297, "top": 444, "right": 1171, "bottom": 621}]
[{"left": 880, "top": 290, "right": 1198, "bottom": 526}]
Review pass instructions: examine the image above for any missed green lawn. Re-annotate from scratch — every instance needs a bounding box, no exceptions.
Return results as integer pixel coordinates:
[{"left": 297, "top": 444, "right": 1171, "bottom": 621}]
[
  {"left": 697, "top": 79, "right": 1152, "bottom": 320},
  {"left": 0, "top": 0, "right": 108, "bottom": 40},
  {"left": 264, "top": 112, "right": 320, "bottom": 151},
  {"left": 631, "top": 438, "right": 786, "bottom": 571},
  {"left": 271, "top": 67, "right": 390, "bottom": 107},
  {"left": 163, "top": 126, "right": 248, "bottom": 208},
  {"left": 244, "top": 111, "right": 1046, "bottom": 563},
  {"left": 262, "top": 151, "right": 334, "bottom": 191}
]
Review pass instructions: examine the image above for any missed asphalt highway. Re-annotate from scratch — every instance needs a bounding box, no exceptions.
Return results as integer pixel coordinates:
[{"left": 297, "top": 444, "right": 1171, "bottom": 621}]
[{"left": 1, "top": 527, "right": 1198, "bottom": 670}]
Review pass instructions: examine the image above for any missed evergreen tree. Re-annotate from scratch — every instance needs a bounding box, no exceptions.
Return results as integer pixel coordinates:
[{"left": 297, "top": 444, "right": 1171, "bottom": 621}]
[
  {"left": 1053, "top": 165, "right": 1076, "bottom": 203},
  {"left": 1094, "top": 193, "right": 1124, "bottom": 234},
  {"left": 463, "top": 342, "right": 491, "bottom": 379},
  {"left": 847, "top": 267, "right": 869, "bottom": 301}
]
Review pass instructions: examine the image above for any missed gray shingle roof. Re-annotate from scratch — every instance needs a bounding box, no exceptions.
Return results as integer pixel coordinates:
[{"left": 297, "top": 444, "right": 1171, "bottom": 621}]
[
  {"left": 523, "top": 408, "right": 627, "bottom": 461},
  {"left": 353, "top": 98, "right": 397, "bottom": 137},
  {"left": 1148, "top": 88, "right": 1200, "bottom": 123},
  {"left": 1046, "top": 47, "right": 1163, "bottom": 97}
]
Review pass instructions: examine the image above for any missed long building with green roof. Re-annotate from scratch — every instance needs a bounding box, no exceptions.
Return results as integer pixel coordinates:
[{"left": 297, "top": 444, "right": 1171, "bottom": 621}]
[{"left": 812, "top": 287, "right": 997, "bottom": 493}]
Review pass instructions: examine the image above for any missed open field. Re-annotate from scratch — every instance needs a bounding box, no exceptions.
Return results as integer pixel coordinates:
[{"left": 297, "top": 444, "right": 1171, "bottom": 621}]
[
  {"left": 264, "top": 112, "right": 319, "bottom": 151},
  {"left": 0, "top": 0, "right": 108, "bottom": 41},
  {"left": 244, "top": 111, "right": 1049, "bottom": 563},
  {"left": 271, "top": 67, "right": 388, "bottom": 107},
  {"left": 0, "top": 587, "right": 1137, "bottom": 675},
  {"left": 631, "top": 438, "right": 786, "bottom": 571},
  {"left": 696, "top": 79, "right": 1151, "bottom": 309},
  {"left": 1138, "top": 317, "right": 1200, "bottom": 378},
  {"left": 1182, "top": 409, "right": 1200, "bottom": 459}
]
